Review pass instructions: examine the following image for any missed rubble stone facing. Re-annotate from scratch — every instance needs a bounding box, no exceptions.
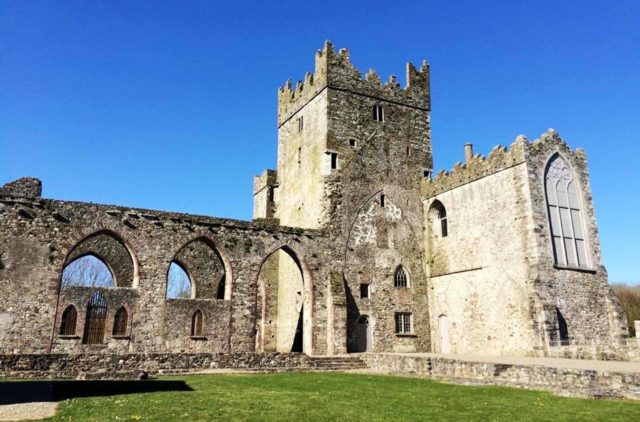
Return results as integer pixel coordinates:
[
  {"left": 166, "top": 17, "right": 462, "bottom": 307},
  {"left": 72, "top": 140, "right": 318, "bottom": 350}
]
[{"left": 362, "top": 354, "right": 640, "bottom": 399}]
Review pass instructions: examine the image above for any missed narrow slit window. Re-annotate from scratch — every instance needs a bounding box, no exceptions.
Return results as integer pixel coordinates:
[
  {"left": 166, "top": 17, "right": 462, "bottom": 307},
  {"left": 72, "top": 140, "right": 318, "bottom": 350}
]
[
  {"left": 297, "top": 116, "right": 304, "bottom": 132},
  {"left": 191, "top": 310, "right": 203, "bottom": 337},
  {"left": 380, "top": 194, "right": 385, "bottom": 207},
  {"left": 373, "top": 105, "right": 384, "bottom": 122},
  {"left": 330, "top": 152, "right": 338, "bottom": 170},
  {"left": 360, "top": 284, "right": 370, "bottom": 299}
]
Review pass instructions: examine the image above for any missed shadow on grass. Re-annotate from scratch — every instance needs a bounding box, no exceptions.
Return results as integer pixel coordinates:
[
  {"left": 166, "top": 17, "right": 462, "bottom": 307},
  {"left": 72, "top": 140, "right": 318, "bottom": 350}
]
[{"left": 0, "top": 380, "right": 192, "bottom": 405}]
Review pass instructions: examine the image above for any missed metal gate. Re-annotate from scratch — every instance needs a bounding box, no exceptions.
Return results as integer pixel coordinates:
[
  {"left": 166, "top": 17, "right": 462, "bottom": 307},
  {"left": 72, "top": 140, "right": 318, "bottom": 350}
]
[{"left": 83, "top": 291, "right": 107, "bottom": 344}]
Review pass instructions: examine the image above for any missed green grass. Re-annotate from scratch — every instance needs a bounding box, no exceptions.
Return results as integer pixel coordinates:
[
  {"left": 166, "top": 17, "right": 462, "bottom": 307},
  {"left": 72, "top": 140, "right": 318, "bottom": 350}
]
[{"left": 45, "top": 373, "right": 640, "bottom": 421}]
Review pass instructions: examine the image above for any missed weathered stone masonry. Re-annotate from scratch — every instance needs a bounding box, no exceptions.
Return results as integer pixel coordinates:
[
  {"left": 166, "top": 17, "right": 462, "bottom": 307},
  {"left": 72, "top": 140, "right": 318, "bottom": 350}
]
[{"left": 0, "top": 42, "right": 630, "bottom": 362}]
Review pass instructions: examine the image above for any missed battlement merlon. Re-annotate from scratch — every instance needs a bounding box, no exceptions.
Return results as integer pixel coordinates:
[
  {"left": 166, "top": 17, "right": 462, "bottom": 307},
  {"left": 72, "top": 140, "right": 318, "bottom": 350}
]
[
  {"left": 277, "top": 41, "right": 431, "bottom": 126},
  {"left": 422, "top": 129, "right": 588, "bottom": 198}
]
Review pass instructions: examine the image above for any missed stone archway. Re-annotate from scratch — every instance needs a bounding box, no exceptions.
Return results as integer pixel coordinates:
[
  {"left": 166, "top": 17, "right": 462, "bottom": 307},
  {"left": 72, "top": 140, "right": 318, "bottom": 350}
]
[
  {"left": 356, "top": 315, "right": 371, "bottom": 352},
  {"left": 255, "top": 246, "right": 312, "bottom": 354}
]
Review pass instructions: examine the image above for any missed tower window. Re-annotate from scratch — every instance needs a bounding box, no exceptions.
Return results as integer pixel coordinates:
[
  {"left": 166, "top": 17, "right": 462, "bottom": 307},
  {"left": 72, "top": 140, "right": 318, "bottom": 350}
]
[
  {"left": 297, "top": 116, "right": 304, "bottom": 132},
  {"left": 373, "top": 105, "right": 384, "bottom": 122},
  {"left": 330, "top": 152, "right": 338, "bottom": 170},
  {"left": 349, "top": 139, "right": 357, "bottom": 148},
  {"left": 380, "top": 194, "right": 385, "bottom": 207},
  {"left": 395, "top": 312, "right": 412, "bottom": 334},
  {"left": 360, "top": 283, "right": 370, "bottom": 299},
  {"left": 423, "top": 169, "right": 432, "bottom": 179},
  {"left": 268, "top": 186, "right": 275, "bottom": 203},
  {"left": 394, "top": 265, "right": 408, "bottom": 288}
]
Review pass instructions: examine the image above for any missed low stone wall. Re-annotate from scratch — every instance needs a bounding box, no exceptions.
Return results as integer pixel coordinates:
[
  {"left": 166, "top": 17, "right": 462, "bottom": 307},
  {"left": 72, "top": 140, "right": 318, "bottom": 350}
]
[
  {"left": 362, "top": 353, "right": 640, "bottom": 399},
  {"left": 0, "top": 353, "right": 310, "bottom": 379}
]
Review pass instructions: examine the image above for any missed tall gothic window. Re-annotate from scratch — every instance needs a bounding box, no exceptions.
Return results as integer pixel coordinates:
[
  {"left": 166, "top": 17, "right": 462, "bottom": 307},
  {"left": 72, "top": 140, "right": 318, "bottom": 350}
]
[{"left": 545, "top": 155, "right": 589, "bottom": 268}]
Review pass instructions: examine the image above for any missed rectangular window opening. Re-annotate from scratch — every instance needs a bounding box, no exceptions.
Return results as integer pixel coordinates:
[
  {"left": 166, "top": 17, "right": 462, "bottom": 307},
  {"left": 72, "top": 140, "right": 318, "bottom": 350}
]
[
  {"left": 395, "top": 313, "right": 412, "bottom": 334},
  {"left": 380, "top": 194, "right": 385, "bottom": 207},
  {"left": 360, "top": 284, "right": 369, "bottom": 299},
  {"left": 373, "top": 105, "right": 384, "bottom": 122},
  {"left": 349, "top": 139, "right": 357, "bottom": 148},
  {"left": 330, "top": 152, "right": 338, "bottom": 170}
]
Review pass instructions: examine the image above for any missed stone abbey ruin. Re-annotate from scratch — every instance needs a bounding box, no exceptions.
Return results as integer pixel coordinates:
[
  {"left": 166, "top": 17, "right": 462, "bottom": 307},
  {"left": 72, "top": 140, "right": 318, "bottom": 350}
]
[{"left": 0, "top": 43, "right": 636, "bottom": 386}]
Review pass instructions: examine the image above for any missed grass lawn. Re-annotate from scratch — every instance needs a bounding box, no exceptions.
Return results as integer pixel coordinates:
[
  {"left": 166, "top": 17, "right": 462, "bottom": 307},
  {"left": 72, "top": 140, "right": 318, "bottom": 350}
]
[{"left": 47, "top": 372, "right": 640, "bottom": 421}]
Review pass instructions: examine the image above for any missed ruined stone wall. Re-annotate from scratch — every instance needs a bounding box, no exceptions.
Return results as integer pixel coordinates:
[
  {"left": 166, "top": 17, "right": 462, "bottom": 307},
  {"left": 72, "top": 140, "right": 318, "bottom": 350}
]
[{"left": 0, "top": 192, "right": 331, "bottom": 355}]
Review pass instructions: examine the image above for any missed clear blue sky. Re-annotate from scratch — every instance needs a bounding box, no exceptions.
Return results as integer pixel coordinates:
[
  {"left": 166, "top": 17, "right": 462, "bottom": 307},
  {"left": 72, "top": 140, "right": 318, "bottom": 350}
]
[{"left": 1, "top": 1, "right": 639, "bottom": 283}]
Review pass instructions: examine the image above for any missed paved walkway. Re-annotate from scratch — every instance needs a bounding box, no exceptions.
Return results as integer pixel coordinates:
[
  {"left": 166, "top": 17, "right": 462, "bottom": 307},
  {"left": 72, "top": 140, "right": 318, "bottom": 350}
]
[{"left": 363, "top": 352, "right": 640, "bottom": 374}]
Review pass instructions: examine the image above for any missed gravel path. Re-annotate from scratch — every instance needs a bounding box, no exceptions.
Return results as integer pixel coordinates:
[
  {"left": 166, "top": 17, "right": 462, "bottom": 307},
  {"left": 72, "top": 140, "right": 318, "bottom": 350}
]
[{"left": 0, "top": 382, "right": 58, "bottom": 421}]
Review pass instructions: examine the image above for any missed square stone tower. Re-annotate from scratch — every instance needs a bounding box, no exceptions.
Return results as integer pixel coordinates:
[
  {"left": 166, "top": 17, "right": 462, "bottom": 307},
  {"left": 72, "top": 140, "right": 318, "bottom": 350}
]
[{"left": 254, "top": 41, "right": 432, "bottom": 229}]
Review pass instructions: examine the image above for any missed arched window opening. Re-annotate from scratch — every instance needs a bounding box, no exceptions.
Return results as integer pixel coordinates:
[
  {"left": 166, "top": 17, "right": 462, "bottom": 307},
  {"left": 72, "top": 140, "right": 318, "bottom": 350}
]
[
  {"left": 167, "top": 262, "right": 193, "bottom": 299},
  {"left": 430, "top": 200, "right": 448, "bottom": 238},
  {"left": 59, "top": 305, "right": 77, "bottom": 336},
  {"left": 112, "top": 306, "right": 128, "bottom": 336},
  {"left": 62, "top": 255, "right": 114, "bottom": 288},
  {"left": 557, "top": 308, "right": 570, "bottom": 346},
  {"left": 63, "top": 231, "right": 136, "bottom": 288},
  {"left": 394, "top": 265, "right": 409, "bottom": 288},
  {"left": 191, "top": 310, "right": 203, "bottom": 337},
  {"left": 83, "top": 291, "right": 107, "bottom": 344},
  {"left": 545, "top": 155, "right": 589, "bottom": 268},
  {"left": 168, "top": 238, "right": 228, "bottom": 300}
]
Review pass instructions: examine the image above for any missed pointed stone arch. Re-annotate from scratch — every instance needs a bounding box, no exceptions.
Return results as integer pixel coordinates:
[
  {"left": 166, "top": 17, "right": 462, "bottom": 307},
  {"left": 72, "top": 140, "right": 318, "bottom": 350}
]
[
  {"left": 62, "top": 229, "right": 139, "bottom": 288},
  {"left": 168, "top": 236, "right": 233, "bottom": 300},
  {"left": 255, "top": 244, "right": 313, "bottom": 354}
]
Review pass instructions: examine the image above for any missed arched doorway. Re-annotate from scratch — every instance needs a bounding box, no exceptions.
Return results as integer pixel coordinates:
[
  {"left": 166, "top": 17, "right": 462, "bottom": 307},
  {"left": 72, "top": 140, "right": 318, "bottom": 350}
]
[
  {"left": 255, "top": 246, "right": 311, "bottom": 354},
  {"left": 356, "top": 315, "right": 371, "bottom": 352},
  {"left": 438, "top": 314, "right": 451, "bottom": 353}
]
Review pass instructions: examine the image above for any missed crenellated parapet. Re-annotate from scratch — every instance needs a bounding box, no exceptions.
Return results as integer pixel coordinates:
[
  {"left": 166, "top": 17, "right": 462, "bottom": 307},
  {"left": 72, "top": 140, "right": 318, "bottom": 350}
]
[
  {"left": 422, "top": 129, "right": 583, "bottom": 198},
  {"left": 277, "top": 40, "right": 430, "bottom": 126}
]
